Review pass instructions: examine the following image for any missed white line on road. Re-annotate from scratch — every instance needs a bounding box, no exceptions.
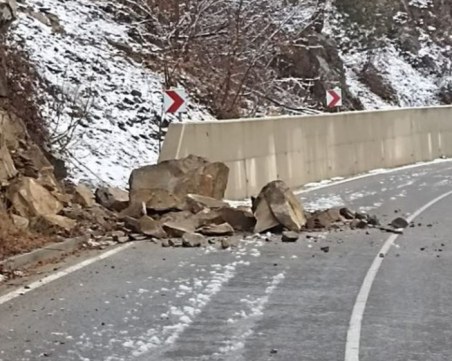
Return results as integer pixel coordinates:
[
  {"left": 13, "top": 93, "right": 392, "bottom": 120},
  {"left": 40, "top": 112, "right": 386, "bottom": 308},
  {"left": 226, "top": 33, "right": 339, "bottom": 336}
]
[
  {"left": 344, "top": 190, "right": 452, "bottom": 361},
  {"left": 0, "top": 243, "right": 134, "bottom": 306},
  {"left": 295, "top": 158, "right": 452, "bottom": 195}
]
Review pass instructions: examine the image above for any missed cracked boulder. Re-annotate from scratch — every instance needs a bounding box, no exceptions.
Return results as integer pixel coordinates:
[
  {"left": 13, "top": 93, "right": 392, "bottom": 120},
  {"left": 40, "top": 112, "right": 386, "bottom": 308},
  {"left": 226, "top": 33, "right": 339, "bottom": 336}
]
[
  {"left": 128, "top": 155, "right": 229, "bottom": 205},
  {"left": 7, "top": 177, "right": 63, "bottom": 218},
  {"left": 253, "top": 180, "right": 306, "bottom": 233}
]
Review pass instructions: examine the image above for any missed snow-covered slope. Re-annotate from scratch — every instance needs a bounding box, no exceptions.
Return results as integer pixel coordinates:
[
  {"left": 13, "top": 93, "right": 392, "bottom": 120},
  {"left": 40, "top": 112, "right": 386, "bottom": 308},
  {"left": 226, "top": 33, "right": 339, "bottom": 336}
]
[
  {"left": 10, "top": 0, "right": 213, "bottom": 187},
  {"left": 7, "top": 0, "right": 452, "bottom": 188},
  {"left": 324, "top": 0, "right": 452, "bottom": 109}
]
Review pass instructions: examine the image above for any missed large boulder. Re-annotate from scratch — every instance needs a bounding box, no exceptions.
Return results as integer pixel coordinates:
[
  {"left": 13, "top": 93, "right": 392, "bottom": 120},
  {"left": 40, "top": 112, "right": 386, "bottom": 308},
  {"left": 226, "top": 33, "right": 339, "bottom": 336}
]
[
  {"left": 253, "top": 180, "right": 306, "bottom": 233},
  {"left": 7, "top": 177, "right": 63, "bottom": 218},
  {"left": 95, "top": 187, "right": 129, "bottom": 212},
  {"left": 128, "top": 155, "right": 229, "bottom": 205}
]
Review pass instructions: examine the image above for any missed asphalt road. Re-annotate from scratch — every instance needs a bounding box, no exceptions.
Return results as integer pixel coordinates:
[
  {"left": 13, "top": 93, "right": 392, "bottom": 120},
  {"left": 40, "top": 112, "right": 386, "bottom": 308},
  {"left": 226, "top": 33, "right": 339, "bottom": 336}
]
[{"left": 1, "top": 160, "right": 452, "bottom": 361}]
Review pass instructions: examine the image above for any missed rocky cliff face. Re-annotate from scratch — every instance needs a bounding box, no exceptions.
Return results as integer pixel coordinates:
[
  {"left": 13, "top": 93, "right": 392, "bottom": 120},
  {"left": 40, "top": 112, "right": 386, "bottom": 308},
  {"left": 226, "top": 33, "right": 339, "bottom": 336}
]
[{"left": 1, "top": 0, "right": 451, "bottom": 188}]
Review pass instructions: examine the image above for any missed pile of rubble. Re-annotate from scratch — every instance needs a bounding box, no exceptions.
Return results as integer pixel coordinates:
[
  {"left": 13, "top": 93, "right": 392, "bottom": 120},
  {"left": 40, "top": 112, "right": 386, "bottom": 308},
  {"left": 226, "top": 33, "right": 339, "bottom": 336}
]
[{"left": 1, "top": 110, "right": 410, "bottom": 255}]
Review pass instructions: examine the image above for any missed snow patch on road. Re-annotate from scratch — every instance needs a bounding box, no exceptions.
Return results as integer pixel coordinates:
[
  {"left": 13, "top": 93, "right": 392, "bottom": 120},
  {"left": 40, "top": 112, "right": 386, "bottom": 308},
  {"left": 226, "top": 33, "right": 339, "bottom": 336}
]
[{"left": 216, "top": 272, "right": 286, "bottom": 357}]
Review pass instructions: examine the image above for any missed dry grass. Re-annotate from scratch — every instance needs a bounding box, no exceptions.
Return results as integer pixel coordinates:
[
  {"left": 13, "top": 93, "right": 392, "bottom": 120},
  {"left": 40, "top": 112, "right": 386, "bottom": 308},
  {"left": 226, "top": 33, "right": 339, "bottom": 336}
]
[{"left": 0, "top": 212, "right": 53, "bottom": 260}]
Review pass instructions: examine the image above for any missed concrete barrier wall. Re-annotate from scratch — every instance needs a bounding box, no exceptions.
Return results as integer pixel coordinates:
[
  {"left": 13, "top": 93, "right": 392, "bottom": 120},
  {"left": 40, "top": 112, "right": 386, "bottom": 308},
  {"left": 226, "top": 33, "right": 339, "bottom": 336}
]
[{"left": 160, "top": 106, "right": 452, "bottom": 200}]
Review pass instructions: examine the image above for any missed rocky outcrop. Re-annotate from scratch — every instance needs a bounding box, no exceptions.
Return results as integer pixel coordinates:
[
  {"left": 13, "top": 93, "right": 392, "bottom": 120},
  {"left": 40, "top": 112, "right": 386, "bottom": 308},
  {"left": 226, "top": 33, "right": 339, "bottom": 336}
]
[
  {"left": 7, "top": 177, "right": 63, "bottom": 218},
  {"left": 0, "top": 139, "right": 17, "bottom": 182}
]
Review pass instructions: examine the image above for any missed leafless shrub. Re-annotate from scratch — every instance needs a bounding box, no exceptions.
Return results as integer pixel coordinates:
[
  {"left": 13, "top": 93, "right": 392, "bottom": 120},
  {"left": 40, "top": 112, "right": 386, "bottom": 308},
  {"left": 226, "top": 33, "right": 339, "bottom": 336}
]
[
  {"left": 113, "top": 0, "right": 322, "bottom": 117},
  {"left": 46, "top": 82, "right": 95, "bottom": 153}
]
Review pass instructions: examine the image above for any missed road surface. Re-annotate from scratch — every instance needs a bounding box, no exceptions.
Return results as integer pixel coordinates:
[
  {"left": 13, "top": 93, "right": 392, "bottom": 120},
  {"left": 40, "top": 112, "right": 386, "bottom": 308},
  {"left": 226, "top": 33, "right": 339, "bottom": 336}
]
[{"left": 1, "top": 160, "right": 452, "bottom": 361}]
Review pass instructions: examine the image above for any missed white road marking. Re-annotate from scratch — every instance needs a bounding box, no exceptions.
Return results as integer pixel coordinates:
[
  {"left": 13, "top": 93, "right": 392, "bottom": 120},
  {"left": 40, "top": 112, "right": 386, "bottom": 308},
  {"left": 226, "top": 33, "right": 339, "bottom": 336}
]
[
  {"left": 295, "top": 158, "right": 452, "bottom": 195},
  {"left": 0, "top": 243, "right": 134, "bottom": 306},
  {"left": 344, "top": 190, "right": 452, "bottom": 361}
]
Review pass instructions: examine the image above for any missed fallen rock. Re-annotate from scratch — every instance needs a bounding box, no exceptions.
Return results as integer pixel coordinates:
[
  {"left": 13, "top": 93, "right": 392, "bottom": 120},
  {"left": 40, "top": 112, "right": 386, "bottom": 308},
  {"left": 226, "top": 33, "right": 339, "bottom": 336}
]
[
  {"left": 253, "top": 180, "right": 306, "bottom": 233},
  {"left": 163, "top": 221, "right": 196, "bottom": 237},
  {"left": 168, "top": 238, "right": 183, "bottom": 247},
  {"left": 198, "top": 222, "right": 234, "bottom": 236},
  {"left": 221, "top": 238, "right": 231, "bottom": 249},
  {"left": 74, "top": 184, "right": 95, "bottom": 208},
  {"left": 367, "top": 215, "right": 380, "bottom": 226},
  {"left": 354, "top": 219, "right": 368, "bottom": 229},
  {"left": 95, "top": 187, "right": 129, "bottom": 212},
  {"left": 7, "top": 177, "right": 63, "bottom": 218},
  {"left": 390, "top": 217, "right": 409, "bottom": 229},
  {"left": 137, "top": 216, "right": 167, "bottom": 238},
  {"left": 52, "top": 192, "right": 73, "bottom": 206},
  {"left": 217, "top": 207, "right": 256, "bottom": 232},
  {"left": 282, "top": 231, "right": 299, "bottom": 242},
  {"left": 31, "top": 214, "right": 76, "bottom": 233},
  {"left": 110, "top": 230, "right": 127, "bottom": 242},
  {"left": 128, "top": 233, "right": 148, "bottom": 241},
  {"left": 119, "top": 202, "right": 146, "bottom": 219},
  {"left": 378, "top": 226, "right": 404, "bottom": 235},
  {"left": 10, "top": 213, "right": 29, "bottom": 230},
  {"left": 160, "top": 211, "right": 200, "bottom": 237},
  {"left": 182, "top": 232, "right": 205, "bottom": 247},
  {"left": 185, "top": 194, "right": 229, "bottom": 213},
  {"left": 0, "top": 113, "right": 25, "bottom": 150},
  {"left": 355, "top": 211, "right": 368, "bottom": 220},
  {"left": 306, "top": 209, "right": 339, "bottom": 229},
  {"left": 0, "top": 141, "right": 17, "bottom": 181},
  {"left": 339, "top": 207, "right": 355, "bottom": 220},
  {"left": 220, "top": 236, "right": 240, "bottom": 249},
  {"left": 129, "top": 155, "right": 229, "bottom": 204},
  {"left": 194, "top": 208, "right": 225, "bottom": 227},
  {"left": 254, "top": 196, "right": 280, "bottom": 233}
]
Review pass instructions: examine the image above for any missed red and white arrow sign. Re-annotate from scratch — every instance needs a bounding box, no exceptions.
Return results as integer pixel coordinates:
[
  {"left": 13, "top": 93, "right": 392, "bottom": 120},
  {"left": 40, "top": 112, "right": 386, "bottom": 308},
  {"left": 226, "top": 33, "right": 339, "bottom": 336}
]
[
  {"left": 164, "top": 88, "right": 188, "bottom": 114},
  {"left": 326, "top": 88, "right": 342, "bottom": 108}
]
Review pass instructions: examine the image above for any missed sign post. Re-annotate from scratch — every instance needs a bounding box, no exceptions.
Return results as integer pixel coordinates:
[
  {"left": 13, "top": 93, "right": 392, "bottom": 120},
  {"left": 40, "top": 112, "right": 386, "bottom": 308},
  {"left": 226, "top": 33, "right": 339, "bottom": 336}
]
[
  {"left": 326, "top": 88, "right": 342, "bottom": 109},
  {"left": 159, "top": 88, "right": 188, "bottom": 152}
]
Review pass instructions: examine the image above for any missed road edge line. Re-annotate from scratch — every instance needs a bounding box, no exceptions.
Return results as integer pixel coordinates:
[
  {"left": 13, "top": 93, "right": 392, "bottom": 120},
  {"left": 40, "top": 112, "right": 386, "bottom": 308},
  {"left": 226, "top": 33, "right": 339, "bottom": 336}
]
[
  {"left": 0, "top": 243, "right": 134, "bottom": 306},
  {"left": 344, "top": 190, "right": 452, "bottom": 361}
]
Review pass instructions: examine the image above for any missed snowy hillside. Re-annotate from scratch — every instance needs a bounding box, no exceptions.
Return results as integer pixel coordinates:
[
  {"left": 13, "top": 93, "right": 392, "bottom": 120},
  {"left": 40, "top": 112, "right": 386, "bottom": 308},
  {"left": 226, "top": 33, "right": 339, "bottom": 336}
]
[
  {"left": 9, "top": 0, "right": 213, "bottom": 187},
  {"left": 324, "top": 0, "right": 452, "bottom": 109},
  {"left": 6, "top": 0, "right": 452, "bottom": 188}
]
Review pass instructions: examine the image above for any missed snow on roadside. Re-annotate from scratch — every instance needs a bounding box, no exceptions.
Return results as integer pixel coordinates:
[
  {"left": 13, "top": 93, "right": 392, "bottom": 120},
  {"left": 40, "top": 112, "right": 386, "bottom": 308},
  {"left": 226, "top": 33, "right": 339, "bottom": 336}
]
[{"left": 10, "top": 0, "right": 214, "bottom": 188}]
